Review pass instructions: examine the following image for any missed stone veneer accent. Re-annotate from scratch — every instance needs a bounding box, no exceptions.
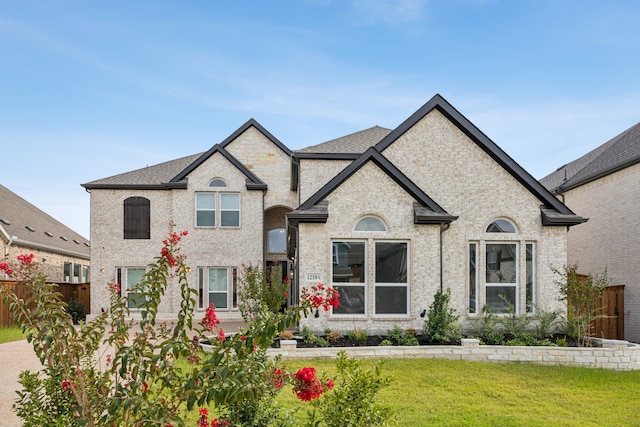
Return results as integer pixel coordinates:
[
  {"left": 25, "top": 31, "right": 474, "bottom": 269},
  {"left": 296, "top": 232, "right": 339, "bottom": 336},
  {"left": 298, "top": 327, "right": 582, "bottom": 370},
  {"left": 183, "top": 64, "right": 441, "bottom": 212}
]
[{"left": 267, "top": 338, "right": 640, "bottom": 371}]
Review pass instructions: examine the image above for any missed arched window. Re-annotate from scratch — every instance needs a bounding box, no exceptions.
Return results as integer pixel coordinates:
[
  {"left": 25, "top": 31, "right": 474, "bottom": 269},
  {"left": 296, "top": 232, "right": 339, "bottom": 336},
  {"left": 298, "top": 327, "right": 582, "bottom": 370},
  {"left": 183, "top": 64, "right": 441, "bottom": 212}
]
[
  {"left": 124, "top": 197, "right": 150, "bottom": 239},
  {"left": 209, "top": 178, "right": 227, "bottom": 188},
  {"left": 354, "top": 216, "right": 387, "bottom": 232},
  {"left": 486, "top": 219, "right": 516, "bottom": 233}
]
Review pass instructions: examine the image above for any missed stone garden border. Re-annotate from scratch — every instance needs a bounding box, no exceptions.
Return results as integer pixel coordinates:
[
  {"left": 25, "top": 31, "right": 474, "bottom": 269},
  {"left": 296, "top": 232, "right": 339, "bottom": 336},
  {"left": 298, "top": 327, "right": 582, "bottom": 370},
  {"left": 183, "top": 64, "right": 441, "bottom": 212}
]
[{"left": 266, "top": 338, "right": 640, "bottom": 371}]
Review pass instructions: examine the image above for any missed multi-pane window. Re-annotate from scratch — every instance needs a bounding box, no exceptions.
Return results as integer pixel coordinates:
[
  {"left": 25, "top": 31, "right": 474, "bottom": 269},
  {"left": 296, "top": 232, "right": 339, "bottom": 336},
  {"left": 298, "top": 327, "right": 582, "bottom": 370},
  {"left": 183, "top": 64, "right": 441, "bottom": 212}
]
[
  {"left": 375, "top": 242, "right": 408, "bottom": 314},
  {"left": 73, "top": 263, "right": 81, "bottom": 283},
  {"left": 485, "top": 243, "right": 518, "bottom": 312},
  {"left": 332, "top": 242, "right": 366, "bottom": 315},
  {"left": 116, "top": 267, "right": 146, "bottom": 309},
  {"left": 195, "top": 192, "right": 240, "bottom": 228},
  {"left": 220, "top": 194, "right": 240, "bottom": 227},
  {"left": 198, "top": 267, "right": 238, "bottom": 310},
  {"left": 469, "top": 219, "right": 536, "bottom": 315},
  {"left": 196, "top": 193, "right": 216, "bottom": 227},
  {"left": 124, "top": 197, "right": 150, "bottom": 239},
  {"left": 332, "top": 240, "right": 409, "bottom": 316}
]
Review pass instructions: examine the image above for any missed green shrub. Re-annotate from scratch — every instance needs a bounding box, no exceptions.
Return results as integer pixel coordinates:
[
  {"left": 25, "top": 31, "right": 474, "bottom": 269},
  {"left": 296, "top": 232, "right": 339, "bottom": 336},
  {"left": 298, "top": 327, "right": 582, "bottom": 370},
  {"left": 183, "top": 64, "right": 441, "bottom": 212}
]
[
  {"left": 347, "top": 328, "right": 368, "bottom": 345},
  {"left": 398, "top": 334, "right": 419, "bottom": 346},
  {"left": 470, "top": 305, "right": 504, "bottom": 345},
  {"left": 379, "top": 339, "right": 393, "bottom": 346},
  {"left": 386, "top": 325, "right": 404, "bottom": 345},
  {"left": 423, "top": 288, "right": 461, "bottom": 343},
  {"left": 309, "top": 351, "right": 395, "bottom": 427},
  {"left": 553, "top": 264, "right": 608, "bottom": 346},
  {"left": 65, "top": 300, "right": 85, "bottom": 325},
  {"left": 534, "top": 307, "right": 562, "bottom": 339},
  {"left": 499, "top": 296, "right": 530, "bottom": 337}
]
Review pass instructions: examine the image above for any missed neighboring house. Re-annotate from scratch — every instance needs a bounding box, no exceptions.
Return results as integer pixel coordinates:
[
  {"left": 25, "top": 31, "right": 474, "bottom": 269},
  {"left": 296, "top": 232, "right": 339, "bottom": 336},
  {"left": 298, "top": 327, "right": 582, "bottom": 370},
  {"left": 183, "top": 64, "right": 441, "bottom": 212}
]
[
  {"left": 540, "top": 122, "right": 640, "bottom": 342},
  {"left": 83, "top": 94, "right": 585, "bottom": 332},
  {"left": 0, "top": 184, "right": 90, "bottom": 282}
]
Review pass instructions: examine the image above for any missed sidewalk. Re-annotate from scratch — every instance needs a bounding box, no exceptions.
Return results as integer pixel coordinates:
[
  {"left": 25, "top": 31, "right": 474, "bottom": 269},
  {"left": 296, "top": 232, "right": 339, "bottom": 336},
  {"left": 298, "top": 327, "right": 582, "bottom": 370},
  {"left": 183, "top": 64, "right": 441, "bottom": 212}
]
[
  {"left": 0, "top": 339, "right": 41, "bottom": 427},
  {"left": 0, "top": 319, "right": 249, "bottom": 426}
]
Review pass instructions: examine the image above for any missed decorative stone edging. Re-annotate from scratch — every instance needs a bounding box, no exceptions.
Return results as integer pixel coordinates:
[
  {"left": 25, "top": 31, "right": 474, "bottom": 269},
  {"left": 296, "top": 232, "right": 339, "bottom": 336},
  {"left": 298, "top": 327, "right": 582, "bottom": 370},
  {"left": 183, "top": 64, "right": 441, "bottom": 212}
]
[{"left": 266, "top": 338, "right": 640, "bottom": 371}]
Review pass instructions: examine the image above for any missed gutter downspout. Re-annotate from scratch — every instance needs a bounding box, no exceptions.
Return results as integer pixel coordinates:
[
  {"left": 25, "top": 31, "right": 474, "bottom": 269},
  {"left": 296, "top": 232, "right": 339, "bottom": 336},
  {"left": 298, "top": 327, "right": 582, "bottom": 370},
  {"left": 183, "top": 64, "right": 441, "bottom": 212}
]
[{"left": 439, "top": 223, "right": 451, "bottom": 292}]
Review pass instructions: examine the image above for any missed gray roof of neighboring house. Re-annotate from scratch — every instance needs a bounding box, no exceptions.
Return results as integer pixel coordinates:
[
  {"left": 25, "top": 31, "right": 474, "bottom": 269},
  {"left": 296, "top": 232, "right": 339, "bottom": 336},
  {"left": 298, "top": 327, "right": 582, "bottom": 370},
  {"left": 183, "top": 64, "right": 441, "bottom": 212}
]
[
  {"left": 295, "top": 126, "right": 391, "bottom": 155},
  {"left": 540, "top": 121, "right": 640, "bottom": 192},
  {"left": 0, "top": 185, "right": 90, "bottom": 258},
  {"left": 82, "top": 153, "right": 204, "bottom": 189}
]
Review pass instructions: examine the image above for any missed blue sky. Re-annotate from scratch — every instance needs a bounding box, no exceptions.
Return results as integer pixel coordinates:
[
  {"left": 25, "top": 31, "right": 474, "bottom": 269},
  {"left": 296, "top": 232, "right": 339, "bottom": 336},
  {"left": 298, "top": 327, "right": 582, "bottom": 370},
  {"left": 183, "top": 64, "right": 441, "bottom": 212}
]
[{"left": 2, "top": 0, "right": 639, "bottom": 239}]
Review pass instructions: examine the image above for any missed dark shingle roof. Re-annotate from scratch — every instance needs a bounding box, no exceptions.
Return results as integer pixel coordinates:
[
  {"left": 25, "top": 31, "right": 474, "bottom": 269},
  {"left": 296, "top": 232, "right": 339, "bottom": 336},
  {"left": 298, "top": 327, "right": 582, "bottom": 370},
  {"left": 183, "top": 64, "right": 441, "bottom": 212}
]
[
  {"left": 0, "top": 185, "right": 90, "bottom": 258},
  {"left": 296, "top": 126, "right": 391, "bottom": 154},
  {"left": 540, "top": 121, "right": 640, "bottom": 192},
  {"left": 82, "top": 153, "right": 203, "bottom": 189}
]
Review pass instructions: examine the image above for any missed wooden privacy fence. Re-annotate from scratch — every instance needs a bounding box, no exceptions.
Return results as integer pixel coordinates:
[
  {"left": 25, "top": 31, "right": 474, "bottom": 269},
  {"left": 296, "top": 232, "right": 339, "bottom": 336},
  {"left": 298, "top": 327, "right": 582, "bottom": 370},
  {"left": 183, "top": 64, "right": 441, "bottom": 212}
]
[
  {"left": 0, "top": 280, "right": 90, "bottom": 328},
  {"left": 592, "top": 284, "right": 625, "bottom": 340}
]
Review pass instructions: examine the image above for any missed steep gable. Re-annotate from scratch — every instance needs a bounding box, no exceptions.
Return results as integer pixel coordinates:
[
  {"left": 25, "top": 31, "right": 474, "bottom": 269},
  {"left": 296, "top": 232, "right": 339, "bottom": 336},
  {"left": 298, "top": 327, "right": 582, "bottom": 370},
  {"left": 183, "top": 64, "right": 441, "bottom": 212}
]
[
  {"left": 375, "top": 94, "right": 585, "bottom": 227},
  {"left": 289, "top": 147, "right": 457, "bottom": 225}
]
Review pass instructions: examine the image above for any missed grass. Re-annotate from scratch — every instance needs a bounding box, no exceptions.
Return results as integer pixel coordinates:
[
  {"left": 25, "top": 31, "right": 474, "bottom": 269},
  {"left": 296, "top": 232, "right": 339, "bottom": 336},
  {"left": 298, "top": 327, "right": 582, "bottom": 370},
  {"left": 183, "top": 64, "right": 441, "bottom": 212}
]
[
  {"left": 277, "top": 358, "right": 640, "bottom": 426},
  {"left": 0, "top": 325, "right": 25, "bottom": 343}
]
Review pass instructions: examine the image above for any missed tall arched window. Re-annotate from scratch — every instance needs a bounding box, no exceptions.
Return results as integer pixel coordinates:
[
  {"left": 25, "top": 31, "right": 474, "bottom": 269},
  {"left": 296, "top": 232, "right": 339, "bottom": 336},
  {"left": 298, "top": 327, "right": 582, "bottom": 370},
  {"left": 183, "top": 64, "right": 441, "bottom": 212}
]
[
  {"left": 124, "top": 197, "right": 150, "bottom": 239},
  {"left": 469, "top": 218, "right": 535, "bottom": 315}
]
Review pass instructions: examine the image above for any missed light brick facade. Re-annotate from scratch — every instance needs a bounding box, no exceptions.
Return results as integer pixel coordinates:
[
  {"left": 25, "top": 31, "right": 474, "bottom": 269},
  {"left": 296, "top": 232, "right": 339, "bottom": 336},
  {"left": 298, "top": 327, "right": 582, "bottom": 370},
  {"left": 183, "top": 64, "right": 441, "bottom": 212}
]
[
  {"left": 563, "top": 161, "right": 640, "bottom": 341},
  {"left": 85, "top": 95, "right": 578, "bottom": 333}
]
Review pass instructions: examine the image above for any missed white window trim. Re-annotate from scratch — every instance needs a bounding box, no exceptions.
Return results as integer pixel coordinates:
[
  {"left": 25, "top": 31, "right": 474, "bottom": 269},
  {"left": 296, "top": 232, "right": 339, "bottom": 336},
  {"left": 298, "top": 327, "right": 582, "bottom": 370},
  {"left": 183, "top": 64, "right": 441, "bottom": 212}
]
[
  {"left": 374, "top": 240, "right": 410, "bottom": 317},
  {"left": 331, "top": 240, "right": 367, "bottom": 317},
  {"left": 220, "top": 192, "right": 241, "bottom": 228},
  {"left": 116, "top": 266, "right": 147, "bottom": 311},
  {"left": 195, "top": 192, "right": 241, "bottom": 229},
  {"left": 197, "top": 266, "right": 238, "bottom": 311}
]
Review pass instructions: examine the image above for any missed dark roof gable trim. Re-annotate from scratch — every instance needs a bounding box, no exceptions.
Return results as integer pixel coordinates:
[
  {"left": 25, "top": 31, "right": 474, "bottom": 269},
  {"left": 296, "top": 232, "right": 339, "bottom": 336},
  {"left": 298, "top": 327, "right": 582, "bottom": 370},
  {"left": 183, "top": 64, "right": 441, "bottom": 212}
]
[
  {"left": 172, "top": 144, "right": 267, "bottom": 190},
  {"left": 295, "top": 147, "right": 457, "bottom": 224},
  {"left": 375, "top": 94, "right": 578, "bottom": 218},
  {"left": 219, "top": 118, "right": 292, "bottom": 156}
]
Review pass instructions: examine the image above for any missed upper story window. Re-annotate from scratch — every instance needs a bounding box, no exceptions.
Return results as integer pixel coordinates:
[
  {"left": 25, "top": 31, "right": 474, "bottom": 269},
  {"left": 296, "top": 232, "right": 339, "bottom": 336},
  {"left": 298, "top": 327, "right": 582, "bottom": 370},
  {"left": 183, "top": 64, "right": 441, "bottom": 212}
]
[
  {"left": 486, "top": 219, "right": 516, "bottom": 233},
  {"left": 124, "top": 197, "right": 150, "bottom": 239},
  {"left": 196, "top": 191, "right": 240, "bottom": 228},
  {"left": 354, "top": 216, "right": 387, "bottom": 232},
  {"left": 268, "top": 228, "right": 287, "bottom": 253}
]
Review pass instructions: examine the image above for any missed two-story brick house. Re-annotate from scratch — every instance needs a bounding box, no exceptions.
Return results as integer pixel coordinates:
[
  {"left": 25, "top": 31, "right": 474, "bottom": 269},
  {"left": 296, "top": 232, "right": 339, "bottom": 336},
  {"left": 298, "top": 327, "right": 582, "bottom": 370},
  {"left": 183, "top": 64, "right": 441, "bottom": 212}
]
[{"left": 83, "top": 94, "right": 585, "bottom": 332}]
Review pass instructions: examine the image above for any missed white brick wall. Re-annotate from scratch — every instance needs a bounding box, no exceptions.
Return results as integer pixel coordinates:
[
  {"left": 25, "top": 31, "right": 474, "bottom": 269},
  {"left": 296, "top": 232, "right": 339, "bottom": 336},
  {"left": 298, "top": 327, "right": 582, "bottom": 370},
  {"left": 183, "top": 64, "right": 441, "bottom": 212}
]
[{"left": 563, "top": 162, "right": 640, "bottom": 341}]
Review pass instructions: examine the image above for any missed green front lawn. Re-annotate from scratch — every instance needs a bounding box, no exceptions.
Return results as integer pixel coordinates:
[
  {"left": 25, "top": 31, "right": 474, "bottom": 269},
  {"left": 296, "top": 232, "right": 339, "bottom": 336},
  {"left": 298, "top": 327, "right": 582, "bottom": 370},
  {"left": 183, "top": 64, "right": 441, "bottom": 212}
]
[
  {"left": 0, "top": 326, "right": 25, "bottom": 343},
  {"left": 279, "top": 358, "right": 640, "bottom": 426}
]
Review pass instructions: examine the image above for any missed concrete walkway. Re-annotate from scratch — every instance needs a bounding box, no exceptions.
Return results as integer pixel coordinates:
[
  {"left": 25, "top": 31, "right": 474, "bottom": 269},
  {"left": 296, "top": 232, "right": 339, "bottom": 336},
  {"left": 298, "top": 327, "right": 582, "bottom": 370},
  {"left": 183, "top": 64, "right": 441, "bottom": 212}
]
[{"left": 0, "top": 339, "right": 42, "bottom": 427}]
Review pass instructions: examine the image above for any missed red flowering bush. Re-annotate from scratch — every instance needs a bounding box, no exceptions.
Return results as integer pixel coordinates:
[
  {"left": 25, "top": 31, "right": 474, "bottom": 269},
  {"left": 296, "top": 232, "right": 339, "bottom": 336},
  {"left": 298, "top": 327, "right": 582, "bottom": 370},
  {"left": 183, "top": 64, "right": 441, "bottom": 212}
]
[
  {"left": 300, "top": 283, "right": 340, "bottom": 312},
  {"left": 0, "top": 226, "right": 362, "bottom": 427},
  {"left": 292, "top": 366, "right": 329, "bottom": 401}
]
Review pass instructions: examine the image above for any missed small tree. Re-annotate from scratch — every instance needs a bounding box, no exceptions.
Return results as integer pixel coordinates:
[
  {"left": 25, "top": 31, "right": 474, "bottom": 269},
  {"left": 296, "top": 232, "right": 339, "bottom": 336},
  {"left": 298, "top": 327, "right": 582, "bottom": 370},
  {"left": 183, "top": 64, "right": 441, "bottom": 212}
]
[
  {"left": 423, "top": 288, "right": 461, "bottom": 343},
  {"left": 552, "top": 264, "right": 608, "bottom": 346},
  {"left": 237, "top": 264, "right": 289, "bottom": 321}
]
